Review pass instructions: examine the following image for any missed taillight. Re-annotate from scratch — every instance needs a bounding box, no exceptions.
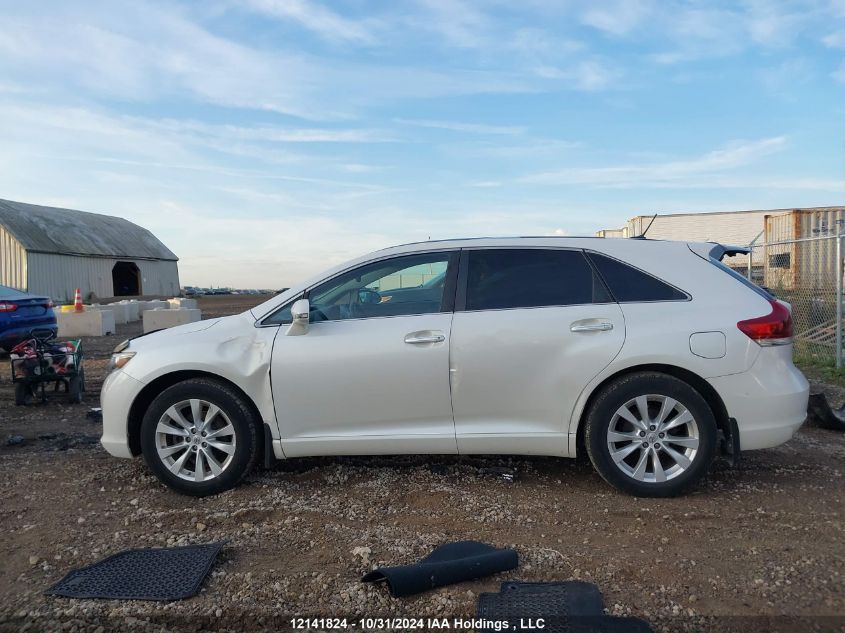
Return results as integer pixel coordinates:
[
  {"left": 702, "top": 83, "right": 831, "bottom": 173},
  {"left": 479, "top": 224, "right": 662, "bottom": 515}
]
[
  {"left": 45, "top": 300, "right": 53, "bottom": 309},
  {"left": 737, "top": 299, "right": 793, "bottom": 346},
  {"left": 0, "top": 302, "right": 18, "bottom": 312}
]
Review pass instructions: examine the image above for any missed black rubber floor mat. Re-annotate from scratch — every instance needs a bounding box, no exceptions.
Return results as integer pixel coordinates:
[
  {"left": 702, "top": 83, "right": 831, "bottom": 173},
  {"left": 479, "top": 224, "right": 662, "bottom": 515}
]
[
  {"left": 45, "top": 541, "right": 227, "bottom": 601},
  {"left": 477, "top": 582, "right": 652, "bottom": 633},
  {"left": 362, "top": 540, "right": 518, "bottom": 597}
]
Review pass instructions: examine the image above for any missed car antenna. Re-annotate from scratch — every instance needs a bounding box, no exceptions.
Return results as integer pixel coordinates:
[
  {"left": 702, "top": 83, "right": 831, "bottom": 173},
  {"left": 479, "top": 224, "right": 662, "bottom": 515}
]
[{"left": 631, "top": 213, "right": 658, "bottom": 240}]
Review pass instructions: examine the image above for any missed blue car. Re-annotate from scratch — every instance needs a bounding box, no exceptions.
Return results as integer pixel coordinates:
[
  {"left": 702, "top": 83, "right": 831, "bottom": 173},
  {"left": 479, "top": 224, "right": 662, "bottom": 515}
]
[{"left": 0, "top": 285, "right": 57, "bottom": 351}]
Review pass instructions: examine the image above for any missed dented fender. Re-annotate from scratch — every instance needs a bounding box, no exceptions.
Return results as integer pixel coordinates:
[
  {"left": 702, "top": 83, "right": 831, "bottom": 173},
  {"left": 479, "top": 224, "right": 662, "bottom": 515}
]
[{"left": 119, "top": 312, "right": 280, "bottom": 439}]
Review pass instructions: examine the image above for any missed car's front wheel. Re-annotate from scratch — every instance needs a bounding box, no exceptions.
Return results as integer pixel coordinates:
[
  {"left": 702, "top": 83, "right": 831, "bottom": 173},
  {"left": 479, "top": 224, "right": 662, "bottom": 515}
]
[
  {"left": 140, "top": 378, "right": 260, "bottom": 496},
  {"left": 585, "top": 372, "right": 717, "bottom": 497}
]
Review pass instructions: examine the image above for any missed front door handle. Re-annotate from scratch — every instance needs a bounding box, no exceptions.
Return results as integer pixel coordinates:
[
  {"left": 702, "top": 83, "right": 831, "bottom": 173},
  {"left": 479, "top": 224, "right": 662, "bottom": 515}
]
[
  {"left": 405, "top": 332, "right": 446, "bottom": 344},
  {"left": 570, "top": 321, "right": 614, "bottom": 333}
]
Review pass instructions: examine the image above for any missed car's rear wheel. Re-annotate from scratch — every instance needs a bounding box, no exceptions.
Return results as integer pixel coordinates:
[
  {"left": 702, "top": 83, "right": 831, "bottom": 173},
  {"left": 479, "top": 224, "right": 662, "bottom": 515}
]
[
  {"left": 140, "top": 378, "right": 259, "bottom": 496},
  {"left": 585, "top": 372, "right": 717, "bottom": 497}
]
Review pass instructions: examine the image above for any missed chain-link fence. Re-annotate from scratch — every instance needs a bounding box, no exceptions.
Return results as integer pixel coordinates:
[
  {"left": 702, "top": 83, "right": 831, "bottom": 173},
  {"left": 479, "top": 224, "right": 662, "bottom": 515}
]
[{"left": 734, "top": 234, "right": 844, "bottom": 367}]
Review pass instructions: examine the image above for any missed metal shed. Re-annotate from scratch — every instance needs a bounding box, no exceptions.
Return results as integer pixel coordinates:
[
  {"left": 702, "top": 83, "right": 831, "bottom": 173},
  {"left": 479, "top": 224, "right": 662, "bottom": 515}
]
[{"left": 0, "top": 198, "right": 179, "bottom": 302}]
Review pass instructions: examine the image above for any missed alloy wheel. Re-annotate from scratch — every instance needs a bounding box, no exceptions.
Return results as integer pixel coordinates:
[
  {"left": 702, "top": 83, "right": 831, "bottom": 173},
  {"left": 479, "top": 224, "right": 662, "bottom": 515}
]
[
  {"left": 154, "top": 399, "right": 236, "bottom": 482},
  {"left": 606, "top": 394, "right": 700, "bottom": 483}
]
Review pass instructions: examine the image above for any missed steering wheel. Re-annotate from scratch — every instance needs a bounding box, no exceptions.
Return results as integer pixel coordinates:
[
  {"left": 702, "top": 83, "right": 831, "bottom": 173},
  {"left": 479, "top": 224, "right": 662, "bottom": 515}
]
[{"left": 357, "top": 287, "right": 382, "bottom": 305}]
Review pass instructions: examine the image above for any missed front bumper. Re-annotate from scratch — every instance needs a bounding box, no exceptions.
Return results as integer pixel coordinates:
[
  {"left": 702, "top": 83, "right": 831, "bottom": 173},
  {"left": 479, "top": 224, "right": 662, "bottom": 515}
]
[
  {"left": 708, "top": 347, "right": 809, "bottom": 451},
  {"left": 100, "top": 369, "right": 147, "bottom": 458}
]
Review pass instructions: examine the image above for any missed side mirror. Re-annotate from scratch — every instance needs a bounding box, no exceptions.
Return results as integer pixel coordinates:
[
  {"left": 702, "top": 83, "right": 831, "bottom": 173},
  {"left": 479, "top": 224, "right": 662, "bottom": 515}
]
[{"left": 286, "top": 298, "right": 310, "bottom": 336}]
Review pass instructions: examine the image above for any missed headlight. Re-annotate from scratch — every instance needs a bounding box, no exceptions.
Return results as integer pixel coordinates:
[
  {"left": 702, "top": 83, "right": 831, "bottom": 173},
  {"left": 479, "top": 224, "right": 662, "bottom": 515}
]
[{"left": 108, "top": 351, "right": 136, "bottom": 372}]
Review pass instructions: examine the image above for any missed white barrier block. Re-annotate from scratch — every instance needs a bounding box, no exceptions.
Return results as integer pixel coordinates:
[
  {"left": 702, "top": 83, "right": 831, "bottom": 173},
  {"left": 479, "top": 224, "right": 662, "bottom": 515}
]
[
  {"left": 119, "top": 300, "right": 140, "bottom": 322},
  {"left": 92, "top": 303, "right": 129, "bottom": 325},
  {"left": 57, "top": 310, "right": 116, "bottom": 337},
  {"left": 143, "top": 308, "right": 202, "bottom": 333},
  {"left": 139, "top": 300, "right": 168, "bottom": 315},
  {"left": 168, "top": 297, "right": 198, "bottom": 310}
]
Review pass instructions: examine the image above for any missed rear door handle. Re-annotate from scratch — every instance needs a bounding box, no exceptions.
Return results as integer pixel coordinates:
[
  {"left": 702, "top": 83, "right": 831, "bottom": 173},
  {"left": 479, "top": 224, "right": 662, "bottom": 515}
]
[
  {"left": 570, "top": 321, "right": 614, "bottom": 333},
  {"left": 405, "top": 332, "right": 446, "bottom": 344}
]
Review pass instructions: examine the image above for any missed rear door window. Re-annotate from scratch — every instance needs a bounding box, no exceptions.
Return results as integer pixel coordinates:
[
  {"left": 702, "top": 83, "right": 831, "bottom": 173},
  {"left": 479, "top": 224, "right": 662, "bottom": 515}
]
[
  {"left": 462, "top": 248, "right": 610, "bottom": 311},
  {"left": 587, "top": 252, "right": 688, "bottom": 302}
]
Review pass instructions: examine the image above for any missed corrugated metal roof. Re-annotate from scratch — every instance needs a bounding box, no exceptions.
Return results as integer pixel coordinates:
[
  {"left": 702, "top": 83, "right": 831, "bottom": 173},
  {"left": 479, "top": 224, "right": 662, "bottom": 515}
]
[{"left": 0, "top": 198, "right": 177, "bottom": 261}]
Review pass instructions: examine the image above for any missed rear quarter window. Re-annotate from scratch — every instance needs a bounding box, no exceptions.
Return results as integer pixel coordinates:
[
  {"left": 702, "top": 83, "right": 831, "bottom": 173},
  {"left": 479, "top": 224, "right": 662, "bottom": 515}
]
[
  {"left": 587, "top": 251, "right": 688, "bottom": 302},
  {"left": 707, "top": 255, "right": 775, "bottom": 301}
]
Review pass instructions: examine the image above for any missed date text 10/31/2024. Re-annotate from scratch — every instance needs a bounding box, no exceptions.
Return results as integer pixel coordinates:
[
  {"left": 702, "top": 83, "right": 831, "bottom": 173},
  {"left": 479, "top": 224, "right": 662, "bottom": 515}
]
[{"left": 290, "top": 617, "right": 546, "bottom": 630}]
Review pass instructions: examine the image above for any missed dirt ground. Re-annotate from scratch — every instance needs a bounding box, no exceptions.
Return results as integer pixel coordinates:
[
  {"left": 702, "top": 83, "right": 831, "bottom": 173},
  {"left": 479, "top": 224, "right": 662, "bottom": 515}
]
[{"left": 0, "top": 296, "right": 843, "bottom": 633}]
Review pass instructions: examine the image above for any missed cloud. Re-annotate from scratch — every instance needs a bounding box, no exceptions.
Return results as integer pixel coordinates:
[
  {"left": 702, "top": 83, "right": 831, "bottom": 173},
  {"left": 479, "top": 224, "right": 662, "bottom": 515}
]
[
  {"left": 443, "top": 138, "right": 583, "bottom": 160},
  {"left": 0, "top": 101, "right": 404, "bottom": 198},
  {"left": 0, "top": 102, "right": 399, "bottom": 183},
  {"left": 519, "top": 137, "right": 789, "bottom": 187},
  {"left": 0, "top": 4, "right": 541, "bottom": 121},
  {"left": 394, "top": 118, "right": 524, "bottom": 135},
  {"left": 758, "top": 58, "right": 814, "bottom": 94},
  {"left": 243, "top": 0, "right": 377, "bottom": 42},
  {"left": 745, "top": 2, "right": 799, "bottom": 46},
  {"left": 581, "top": 0, "right": 652, "bottom": 36},
  {"left": 148, "top": 120, "right": 397, "bottom": 144},
  {"left": 645, "top": 2, "right": 818, "bottom": 65},
  {"left": 532, "top": 59, "right": 617, "bottom": 90},
  {"left": 0, "top": 8, "right": 324, "bottom": 118},
  {"left": 339, "top": 163, "right": 386, "bottom": 173},
  {"left": 413, "top": 0, "right": 492, "bottom": 48},
  {"left": 824, "top": 31, "right": 845, "bottom": 48}
]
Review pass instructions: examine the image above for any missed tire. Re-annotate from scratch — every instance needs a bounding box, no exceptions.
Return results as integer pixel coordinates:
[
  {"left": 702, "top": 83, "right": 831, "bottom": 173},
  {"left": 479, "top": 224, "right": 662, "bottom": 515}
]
[
  {"left": 585, "top": 372, "right": 718, "bottom": 497},
  {"left": 67, "top": 368, "right": 84, "bottom": 404},
  {"left": 14, "top": 382, "right": 33, "bottom": 406},
  {"left": 140, "top": 378, "right": 260, "bottom": 496}
]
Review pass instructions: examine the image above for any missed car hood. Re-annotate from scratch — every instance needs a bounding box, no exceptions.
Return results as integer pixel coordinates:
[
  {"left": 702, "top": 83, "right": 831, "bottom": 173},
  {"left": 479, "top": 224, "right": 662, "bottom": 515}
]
[{"left": 126, "top": 312, "right": 253, "bottom": 352}]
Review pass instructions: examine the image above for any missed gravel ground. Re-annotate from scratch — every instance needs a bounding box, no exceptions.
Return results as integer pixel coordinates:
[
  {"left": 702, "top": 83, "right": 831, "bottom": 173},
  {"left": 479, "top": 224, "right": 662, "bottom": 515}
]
[{"left": 0, "top": 296, "right": 843, "bottom": 633}]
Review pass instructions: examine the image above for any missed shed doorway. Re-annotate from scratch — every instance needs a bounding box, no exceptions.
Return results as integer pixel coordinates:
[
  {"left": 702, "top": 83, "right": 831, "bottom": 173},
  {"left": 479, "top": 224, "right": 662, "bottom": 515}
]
[{"left": 112, "top": 261, "right": 142, "bottom": 296}]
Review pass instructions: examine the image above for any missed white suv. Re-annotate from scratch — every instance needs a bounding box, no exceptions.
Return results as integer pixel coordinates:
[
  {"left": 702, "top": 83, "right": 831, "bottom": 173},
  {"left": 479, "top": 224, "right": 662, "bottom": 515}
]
[{"left": 101, "top": 237, "right": 809, "bottom": 497}]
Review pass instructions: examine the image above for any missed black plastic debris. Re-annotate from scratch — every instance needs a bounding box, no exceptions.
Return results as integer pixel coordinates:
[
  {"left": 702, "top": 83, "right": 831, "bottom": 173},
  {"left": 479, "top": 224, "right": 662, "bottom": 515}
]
[
  {"left": 477, "top": 581, "right": 652, "bottom": 633},
  {"left": 6, "top": 434, "right": 24, "bottom": 446},
  {"left": 86, "top": 407, "right": 103, "bottom": 422},
  {"left": 807, "top": 392, "right": 845, "bottom": 431},
  {"left": 362, "top": 541, "right": 518, "bottom": 597},
  {"left": 45, "top": 541, "right": 227, "bottom": 601}
]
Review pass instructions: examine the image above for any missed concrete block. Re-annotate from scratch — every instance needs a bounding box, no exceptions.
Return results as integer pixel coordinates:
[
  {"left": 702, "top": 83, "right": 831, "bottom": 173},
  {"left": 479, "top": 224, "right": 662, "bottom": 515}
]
[
  {"left": 143, "top": 308, "right": 202, "bottom": 333},
  {"left": 92, "top": 303, "right": 129, "bottom": 325},
  {"left": 139, "top": 300, "right": 169, "bottom": 315},
  {"left": 57, "top": 309, "right": 116, "bottom": 337},
  {"left": 118, "top": 300, "right": 140, "bottom": 322},
  {"left": 168, "top": 297, "right": 198, "bottom": 310}
]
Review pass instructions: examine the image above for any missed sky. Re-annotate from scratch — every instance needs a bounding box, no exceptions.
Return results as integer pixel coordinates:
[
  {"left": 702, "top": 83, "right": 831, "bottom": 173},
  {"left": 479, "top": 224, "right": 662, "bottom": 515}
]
[{"left": 0, "top": 1, "right": 844, "bottom": 288}]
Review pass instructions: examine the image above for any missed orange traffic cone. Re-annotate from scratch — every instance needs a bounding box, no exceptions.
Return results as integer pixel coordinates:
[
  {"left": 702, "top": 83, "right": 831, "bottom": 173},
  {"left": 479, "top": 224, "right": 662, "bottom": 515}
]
[{"left": 73, "top": 288, "right": 84, "bottom": 312}]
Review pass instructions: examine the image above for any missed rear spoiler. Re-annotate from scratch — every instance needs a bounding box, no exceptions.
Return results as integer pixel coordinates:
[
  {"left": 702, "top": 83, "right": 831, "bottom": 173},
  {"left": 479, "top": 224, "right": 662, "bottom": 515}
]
[
  {"left": 711, "top": 244, "right": 751, "bottom": 260},
  {"left": 687, "top": 242, "right": 751, "bottom": 262}
]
